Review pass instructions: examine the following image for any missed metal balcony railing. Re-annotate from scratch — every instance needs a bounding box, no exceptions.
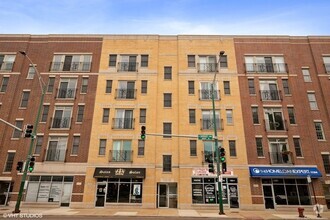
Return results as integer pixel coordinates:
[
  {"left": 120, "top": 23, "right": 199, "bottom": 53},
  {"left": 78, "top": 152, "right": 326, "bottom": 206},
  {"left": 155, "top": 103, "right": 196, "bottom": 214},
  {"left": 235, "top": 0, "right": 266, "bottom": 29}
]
[
  {"left": 260, "top": 90, "right": 281, "bottom": 101},
  {"left": 45, "top": 149, "right": 67, "bottom": 162},
  {"left": 269, "top": 151, "right": 293, "bottom": 165},
  {"left": 51, "top": 117, "right": 71, "bottom": 129},
  {"left": 0, "top": 61, "right": 14, "bottom": 72},
  {"left": 109, "top": 150, "right": 133, "bottom": 162},
  {"left": 264, "top": 119, "right": 287, "bottom": 131},
  {"left": 118, "top": 62, "right": 138, "bottom": 72},
  {"left": 199, "top": 89, "right": 220, "bottom": 100},
  {"left": 324, "top": 63, "right": 330, "bottom": 74},
  {"left": 200, "top": 119, "right": 223, "bottom": 130},
  {"left": 245, "top": 63, "right": 288, "bottom": 73},
  {"left": 56, "top": 88, "right": 76, "bottom": 99},
  {"left": 197, "top": 63, "right": 218, "bottom": 72},
  {"left": 115, "top": 89, "right": 136, "bottom": 99},
  {"left": 50, "top": 62, "right": 91, "bottom": 72},
  {"left": 112, "top": 118, "right": 134, "bottom": 129}
]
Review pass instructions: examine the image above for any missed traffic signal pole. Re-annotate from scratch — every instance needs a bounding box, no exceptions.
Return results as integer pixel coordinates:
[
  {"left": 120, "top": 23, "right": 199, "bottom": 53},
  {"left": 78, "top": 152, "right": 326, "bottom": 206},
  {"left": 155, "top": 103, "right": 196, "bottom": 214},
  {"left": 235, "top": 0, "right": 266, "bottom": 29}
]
[
  {"left": 13, "top": 51, "right": 46, "bottom": 213},
  {"left": 211, "top": 82, "right": 224, "bottom": 215}
]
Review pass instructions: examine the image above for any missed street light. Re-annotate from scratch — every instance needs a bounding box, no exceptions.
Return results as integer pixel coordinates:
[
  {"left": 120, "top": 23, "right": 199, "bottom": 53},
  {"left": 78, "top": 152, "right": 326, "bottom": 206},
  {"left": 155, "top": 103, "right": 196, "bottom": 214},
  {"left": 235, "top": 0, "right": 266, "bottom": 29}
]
[
  {"left": 13, "top": 51, "right": 46, "bottom": 213},
  {"left": 211, "top": 51, "right": 225, "bottom": 215}
]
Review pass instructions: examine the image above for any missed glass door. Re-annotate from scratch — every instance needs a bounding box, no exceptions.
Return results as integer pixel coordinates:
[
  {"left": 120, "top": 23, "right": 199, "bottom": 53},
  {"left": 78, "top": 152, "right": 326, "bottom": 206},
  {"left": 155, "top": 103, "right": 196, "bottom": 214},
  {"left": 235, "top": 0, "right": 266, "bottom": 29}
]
[
  {"left": 61, "top": 183, "right": 73, "bottom": 206},
  {"left": 95, "top": 183, "right": 106, "bottom": 207},
  {"left": 0, "top": 182, "right": 11, "bottom": 206},
  {"left": 158, "top": 184, "right": 168, "bottom": 208},
  {"left": 158, "top": 183, "right": 177, "bottom": 208},
  {"left": 263, "top": 185, "right": 275, "bottom": 209}
]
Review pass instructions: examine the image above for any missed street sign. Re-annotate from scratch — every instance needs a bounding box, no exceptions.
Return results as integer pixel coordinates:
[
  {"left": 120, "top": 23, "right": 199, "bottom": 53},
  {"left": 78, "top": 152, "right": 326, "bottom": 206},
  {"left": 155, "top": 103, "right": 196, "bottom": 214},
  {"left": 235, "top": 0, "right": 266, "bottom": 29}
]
[{"left": 198, "top": 134, "right": 213, "bottom": 140}]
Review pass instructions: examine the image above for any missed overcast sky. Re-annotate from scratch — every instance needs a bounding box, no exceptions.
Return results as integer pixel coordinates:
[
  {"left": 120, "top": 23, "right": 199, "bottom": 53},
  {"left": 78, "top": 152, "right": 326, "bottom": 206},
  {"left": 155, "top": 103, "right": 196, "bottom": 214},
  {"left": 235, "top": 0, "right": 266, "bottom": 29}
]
[{"left": 1, "top": 0, "right": 330, "bottom": 35}]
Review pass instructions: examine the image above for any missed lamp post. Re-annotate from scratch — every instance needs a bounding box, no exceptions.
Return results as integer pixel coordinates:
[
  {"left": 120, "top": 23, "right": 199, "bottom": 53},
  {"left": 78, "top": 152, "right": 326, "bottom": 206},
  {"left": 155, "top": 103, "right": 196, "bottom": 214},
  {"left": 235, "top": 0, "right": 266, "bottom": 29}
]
[
  {"left": 13, "top": 51, "right": 46, "bottom": 213},
  {"left": 211, "top": 51, "right": 225, "bottom": 215}
]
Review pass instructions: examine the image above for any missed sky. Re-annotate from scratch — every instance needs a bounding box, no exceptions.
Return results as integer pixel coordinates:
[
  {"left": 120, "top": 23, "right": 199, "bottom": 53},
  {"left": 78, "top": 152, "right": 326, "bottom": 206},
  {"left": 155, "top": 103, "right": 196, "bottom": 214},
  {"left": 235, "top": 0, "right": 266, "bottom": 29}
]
[{"left": 1, "top": 0, "right": 330, "bottom": 36}]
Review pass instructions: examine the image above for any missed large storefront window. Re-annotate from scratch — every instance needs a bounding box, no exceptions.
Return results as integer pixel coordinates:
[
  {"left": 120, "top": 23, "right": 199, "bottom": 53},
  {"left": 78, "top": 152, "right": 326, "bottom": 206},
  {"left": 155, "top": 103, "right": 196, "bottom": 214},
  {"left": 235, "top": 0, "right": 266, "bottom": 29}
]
[
  {"left": 262, "top": 178, "right": 311, "bottom": 206},
  {"left": 192, "top": 177, "right": 239, "bottom": 208},
  {"left": 98, "top": 178, "right": 143, "bottom": 203},
  {"left": 25, "top": 176, "right": 73, "bottom": 206}
]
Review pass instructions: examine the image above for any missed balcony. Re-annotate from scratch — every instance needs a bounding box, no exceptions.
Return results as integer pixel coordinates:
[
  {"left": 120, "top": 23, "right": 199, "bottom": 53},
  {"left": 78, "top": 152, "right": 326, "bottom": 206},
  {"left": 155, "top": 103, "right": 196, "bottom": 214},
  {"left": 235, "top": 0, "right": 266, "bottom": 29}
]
[
  {"left": 199, "top": 89, "right": 220, "bottom": 100},
  {"left": 202, "top": 151, "right": 217, "bottom": 164},
  {"left": 56, "top": 88, "right": 76, "bottom": 99},
  {"left": 109, "top": 150, "right": 133, "bottom": 162},
  {"left": 51, "top": 117, "right": 71, "bottom": 129},
  {"left": 201, "top": 119, "right": 223, "bottom": 130},
  {"left": 245, "top": 63, "right": 288, "bottom": 73},
  {"left": 0, "top": 61, "right": 14, "bottom": 72},
  {"left": 264, "top": 119, "right": 287, "bottom": 131},
  {"left": 115, "top": 89, "right": 136, "bottom": 99},
  {"left": 324, "top": 63, "right": 330, "bottom": 74},
  {"left": 118, "top": 62, "right": 138, "bottom": 72},
  {"left": 44, "top": 149, "right": 67, "bottom": 162},
  {"left": 50, "top": 62, "right": 91, "bottom": 72},
  {"left": 260, "top": 90, "right": 281, "bottom": 101},
  {"left": 112, "top": 118, "right": 134, "bottom": 129},
  {"left": 197, "top": 63, "right": 217, "bottom": 72},
  {"left": 269, "top": 151, "right": 293, "bottom": 165}
]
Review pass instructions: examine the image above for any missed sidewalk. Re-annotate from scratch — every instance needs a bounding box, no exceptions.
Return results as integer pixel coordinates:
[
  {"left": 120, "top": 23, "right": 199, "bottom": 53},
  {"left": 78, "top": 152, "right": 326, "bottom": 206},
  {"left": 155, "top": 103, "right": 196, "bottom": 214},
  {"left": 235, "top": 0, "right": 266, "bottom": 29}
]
[{"left": 0, "top": 206, "right": 329, "bottom": 219}]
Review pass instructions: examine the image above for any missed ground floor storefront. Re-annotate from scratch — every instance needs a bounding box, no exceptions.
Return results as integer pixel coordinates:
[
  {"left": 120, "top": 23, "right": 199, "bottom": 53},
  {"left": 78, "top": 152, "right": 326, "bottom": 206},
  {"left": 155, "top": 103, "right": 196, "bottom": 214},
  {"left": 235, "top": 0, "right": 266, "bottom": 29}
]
[
  {"left": 249, "top": 166, "right": 326, "bottom": 210},
  {"left": 82, "top": 166, "right": 252, "bottom": 210}
]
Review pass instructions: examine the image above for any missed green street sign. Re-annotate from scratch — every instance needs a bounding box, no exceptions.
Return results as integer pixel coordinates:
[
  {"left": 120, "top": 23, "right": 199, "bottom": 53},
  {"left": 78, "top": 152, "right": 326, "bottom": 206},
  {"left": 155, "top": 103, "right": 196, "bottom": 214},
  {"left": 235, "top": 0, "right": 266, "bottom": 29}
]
[{"left": 198, "top": 134, "right": 213, "bottom": 140}]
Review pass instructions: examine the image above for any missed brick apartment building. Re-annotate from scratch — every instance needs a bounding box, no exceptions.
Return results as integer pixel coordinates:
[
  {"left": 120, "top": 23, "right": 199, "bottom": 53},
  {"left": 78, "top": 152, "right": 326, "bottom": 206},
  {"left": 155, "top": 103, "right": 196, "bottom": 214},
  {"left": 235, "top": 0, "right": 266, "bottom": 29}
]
[
  {"left": 0, "top": 34, "right": 329, "bottom": 211},
  {"left": 235, "top": 36, "right": 330, "bottom": 209},
  {"left": 0, "top": 35, "right": 102, "bottom": 207}
]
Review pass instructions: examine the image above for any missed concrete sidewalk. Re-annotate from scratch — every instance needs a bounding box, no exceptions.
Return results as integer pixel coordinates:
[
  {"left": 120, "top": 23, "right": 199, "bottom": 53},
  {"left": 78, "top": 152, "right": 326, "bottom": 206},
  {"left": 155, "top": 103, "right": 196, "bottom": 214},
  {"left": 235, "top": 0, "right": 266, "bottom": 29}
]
[{"left": 0, "top": 207, "right": 329, "bottom": 219}]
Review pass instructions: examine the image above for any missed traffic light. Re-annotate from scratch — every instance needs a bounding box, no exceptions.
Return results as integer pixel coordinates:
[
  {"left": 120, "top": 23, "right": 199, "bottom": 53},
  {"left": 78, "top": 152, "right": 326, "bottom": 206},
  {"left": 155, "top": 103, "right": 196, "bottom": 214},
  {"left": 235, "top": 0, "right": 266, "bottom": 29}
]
[
  {"left": 16, "top": 161, "right": 23, "bottom": 172},
  {"left": 24, "top": 124, "right": 34, "bottom": 138},
  {"left": 219, "top": 147, "right": 226, "bottom": 163},
  {"left": 28, "top": 157, "right": 35, "bottom": 172},
  {"left": 140, "top": 126, "right": 146, "bottom": 140},
  {"left": 208, "top": 162, "right": 214, "bottom": 173}
]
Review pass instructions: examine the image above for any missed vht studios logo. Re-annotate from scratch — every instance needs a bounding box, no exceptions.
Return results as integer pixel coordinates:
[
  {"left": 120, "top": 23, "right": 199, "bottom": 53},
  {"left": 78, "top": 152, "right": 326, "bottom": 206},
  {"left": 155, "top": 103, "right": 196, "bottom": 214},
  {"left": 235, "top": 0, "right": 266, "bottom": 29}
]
[
  {"left": 253, "top": 168, "right": 261, "bottom": 174},
  {"left": 115, "top": 168, "right": 125, "bottom": 176}
]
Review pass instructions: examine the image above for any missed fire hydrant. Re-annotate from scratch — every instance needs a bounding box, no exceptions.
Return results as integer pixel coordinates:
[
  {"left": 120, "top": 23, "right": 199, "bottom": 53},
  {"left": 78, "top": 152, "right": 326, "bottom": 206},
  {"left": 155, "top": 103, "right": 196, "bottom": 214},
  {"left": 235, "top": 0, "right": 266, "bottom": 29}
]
[{"left": 298, "top": 207, "right": 305, "bottom": 218}]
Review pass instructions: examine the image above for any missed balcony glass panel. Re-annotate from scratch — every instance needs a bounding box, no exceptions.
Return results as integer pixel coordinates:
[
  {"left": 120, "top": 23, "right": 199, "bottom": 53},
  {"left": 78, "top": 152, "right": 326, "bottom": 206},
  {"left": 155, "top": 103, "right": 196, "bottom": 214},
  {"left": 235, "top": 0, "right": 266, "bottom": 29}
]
[
  {"left": 52, "top": 117, "right": 71, "bottom": 129},
  {"left": 260, "top": 90, "right": 280, "bottom": 100},
  {"left": 112, "top": 118, "right": 134, "bottom": 129},
  {"left": 269, "top": 152, "right": 293, "bottom": 164},
  {"left": 118, "top": 62, "right": 138, "bottom": 72},
  {"left": 110, "top": 150, "right": 132, "bottom": 162}
]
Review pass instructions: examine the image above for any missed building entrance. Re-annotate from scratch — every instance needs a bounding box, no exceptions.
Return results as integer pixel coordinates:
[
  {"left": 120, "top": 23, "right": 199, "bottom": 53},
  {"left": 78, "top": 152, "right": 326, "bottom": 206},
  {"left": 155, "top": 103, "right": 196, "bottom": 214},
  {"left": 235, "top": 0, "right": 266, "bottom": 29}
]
[
  {"left": 157, "top": 183, "right": 177, "bottom": 208},
  {"left": 95, "top": 183, "right": 106, "bottom": 207},
  {"left": 0, "top": 181, "right": 11, "bottom": 206}
]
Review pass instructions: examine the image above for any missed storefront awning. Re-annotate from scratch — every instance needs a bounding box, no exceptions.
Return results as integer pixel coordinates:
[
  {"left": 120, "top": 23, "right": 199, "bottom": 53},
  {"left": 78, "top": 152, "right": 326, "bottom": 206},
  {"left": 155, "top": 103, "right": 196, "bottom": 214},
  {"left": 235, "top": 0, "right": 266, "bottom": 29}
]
[
  {"left": 249, "top": 166, "right": 322, "bottom": 178},
  {"left": 94, "top": 167, "right": 146, "bottom": 179}
]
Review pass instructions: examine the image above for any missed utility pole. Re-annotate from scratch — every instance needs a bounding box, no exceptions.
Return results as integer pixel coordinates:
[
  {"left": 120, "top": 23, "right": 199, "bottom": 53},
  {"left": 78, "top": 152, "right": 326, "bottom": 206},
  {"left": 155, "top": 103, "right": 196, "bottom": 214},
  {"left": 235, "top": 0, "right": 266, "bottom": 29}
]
[{"left": 13, "top": 51, "right": 46, "bottom": 213}]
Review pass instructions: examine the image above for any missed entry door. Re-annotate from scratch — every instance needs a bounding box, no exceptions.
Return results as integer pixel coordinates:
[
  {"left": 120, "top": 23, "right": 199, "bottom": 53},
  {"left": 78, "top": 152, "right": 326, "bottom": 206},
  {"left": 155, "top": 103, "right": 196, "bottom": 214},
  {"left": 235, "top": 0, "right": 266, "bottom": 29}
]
[
  {"left": 263, "top": 185, "right": 275, "bottom": 209},
  {"left": 158, "top": 183, "right": 177, "bottom": 208},
  {"left": 0, "top": 182, "right": 11, "bottom": 206},
  {"left": 61, "top": 183, "right": 73, "bottom": 206},
  {"left": 95, "top": 183, "right": 106, "bottom": 207},
  {"left": 158, "top": 184, "right": 168, "bottom": 208}
]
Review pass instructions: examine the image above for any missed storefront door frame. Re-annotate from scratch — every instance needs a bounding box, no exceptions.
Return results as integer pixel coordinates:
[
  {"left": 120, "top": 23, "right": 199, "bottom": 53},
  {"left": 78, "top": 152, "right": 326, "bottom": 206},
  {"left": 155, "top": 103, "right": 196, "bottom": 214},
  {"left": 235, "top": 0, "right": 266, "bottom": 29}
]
[{"left": 95, "top": 183, "right": 106, "bottom": 207}]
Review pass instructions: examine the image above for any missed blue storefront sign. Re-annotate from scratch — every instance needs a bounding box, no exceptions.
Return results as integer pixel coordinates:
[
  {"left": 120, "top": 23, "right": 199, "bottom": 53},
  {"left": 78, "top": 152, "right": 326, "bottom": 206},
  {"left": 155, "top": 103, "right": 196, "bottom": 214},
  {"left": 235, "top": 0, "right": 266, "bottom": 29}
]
[{"left": 249, "top": 166, "right": 322, "bottom": 178}]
